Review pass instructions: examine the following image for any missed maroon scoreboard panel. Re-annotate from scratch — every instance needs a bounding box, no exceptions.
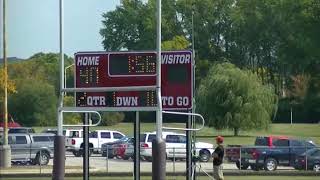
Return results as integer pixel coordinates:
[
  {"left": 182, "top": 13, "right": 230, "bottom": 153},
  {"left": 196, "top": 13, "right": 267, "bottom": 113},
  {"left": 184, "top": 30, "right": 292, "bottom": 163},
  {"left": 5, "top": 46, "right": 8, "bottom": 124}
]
[{"left": 75, "top": 51, "right": 192, "bottom": 110}]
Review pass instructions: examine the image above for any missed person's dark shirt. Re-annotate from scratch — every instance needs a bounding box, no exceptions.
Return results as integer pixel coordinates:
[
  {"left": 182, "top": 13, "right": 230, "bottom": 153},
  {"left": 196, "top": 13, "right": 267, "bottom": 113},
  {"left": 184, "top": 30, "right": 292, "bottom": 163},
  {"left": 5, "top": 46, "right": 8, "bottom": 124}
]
[{"left": 213, "top": 144, "right": 224, "bottom": 166}]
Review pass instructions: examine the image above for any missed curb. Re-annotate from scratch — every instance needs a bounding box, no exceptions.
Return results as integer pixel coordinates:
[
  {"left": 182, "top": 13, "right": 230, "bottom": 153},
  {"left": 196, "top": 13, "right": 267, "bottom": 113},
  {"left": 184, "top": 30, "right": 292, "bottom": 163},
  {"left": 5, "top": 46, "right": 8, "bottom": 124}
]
[{"left": 0, "top": 171, "right": 319, "bottom": 178}]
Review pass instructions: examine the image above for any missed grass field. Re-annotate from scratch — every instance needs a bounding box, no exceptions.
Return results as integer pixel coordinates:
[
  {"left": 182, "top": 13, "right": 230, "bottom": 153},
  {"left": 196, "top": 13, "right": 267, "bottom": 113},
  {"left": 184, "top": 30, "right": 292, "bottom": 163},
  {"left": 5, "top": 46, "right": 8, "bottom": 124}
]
[
  {"left": 34, "top": 123, "right": 320, "bottom": 145},
  {"left": 4, "top": 176, "right": 320, "bottom": 180}
]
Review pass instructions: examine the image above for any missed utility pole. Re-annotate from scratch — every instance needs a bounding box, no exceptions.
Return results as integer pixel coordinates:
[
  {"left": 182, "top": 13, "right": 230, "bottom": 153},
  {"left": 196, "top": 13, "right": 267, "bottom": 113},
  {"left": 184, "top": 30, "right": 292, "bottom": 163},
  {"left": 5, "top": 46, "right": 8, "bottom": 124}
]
[{"left": 0, "top": 0, "right": 12, "bottom": 168}]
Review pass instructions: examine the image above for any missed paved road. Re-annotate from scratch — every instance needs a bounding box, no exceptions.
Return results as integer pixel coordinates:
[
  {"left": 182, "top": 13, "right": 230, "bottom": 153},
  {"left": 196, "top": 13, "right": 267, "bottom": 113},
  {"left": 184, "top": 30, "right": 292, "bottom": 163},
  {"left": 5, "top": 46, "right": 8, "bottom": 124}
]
[{"left": 46, "top": 154, "right": 294, "bottom": 173}]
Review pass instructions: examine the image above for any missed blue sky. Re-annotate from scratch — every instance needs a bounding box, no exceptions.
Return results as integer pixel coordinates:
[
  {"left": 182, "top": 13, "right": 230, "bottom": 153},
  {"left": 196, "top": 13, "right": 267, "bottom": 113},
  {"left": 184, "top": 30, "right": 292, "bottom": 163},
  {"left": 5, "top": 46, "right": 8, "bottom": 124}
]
[{"left": 1, "top": 0, "right": 120, "bottom": 59}]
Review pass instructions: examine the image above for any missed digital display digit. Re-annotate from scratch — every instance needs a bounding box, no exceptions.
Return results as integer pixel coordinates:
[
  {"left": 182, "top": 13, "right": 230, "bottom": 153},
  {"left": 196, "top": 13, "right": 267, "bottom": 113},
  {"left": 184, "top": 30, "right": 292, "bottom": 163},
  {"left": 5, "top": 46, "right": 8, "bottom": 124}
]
[
  {"left": 79, "top": 66, "right": 99, "bottom": 85},
  {"left": 109, "top": 53, "right": 156, "bottom": 76}
]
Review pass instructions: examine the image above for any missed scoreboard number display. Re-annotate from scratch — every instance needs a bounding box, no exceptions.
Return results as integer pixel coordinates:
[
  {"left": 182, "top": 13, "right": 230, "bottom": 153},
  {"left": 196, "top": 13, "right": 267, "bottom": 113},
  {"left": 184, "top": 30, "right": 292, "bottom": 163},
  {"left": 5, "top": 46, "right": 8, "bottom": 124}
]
[
  {"left": 109, "top": 53, "right": 156, "bottom": 76},
  {"left": 75, "top": 51, "right": 192, "bottom": 110}
]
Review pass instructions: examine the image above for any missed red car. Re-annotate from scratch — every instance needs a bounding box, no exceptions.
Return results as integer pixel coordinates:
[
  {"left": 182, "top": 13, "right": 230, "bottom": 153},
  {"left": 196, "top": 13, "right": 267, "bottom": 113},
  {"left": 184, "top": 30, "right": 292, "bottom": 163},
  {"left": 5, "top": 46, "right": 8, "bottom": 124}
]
[{"left": 113, "top": 137, "right": 134, "bottom": 159}]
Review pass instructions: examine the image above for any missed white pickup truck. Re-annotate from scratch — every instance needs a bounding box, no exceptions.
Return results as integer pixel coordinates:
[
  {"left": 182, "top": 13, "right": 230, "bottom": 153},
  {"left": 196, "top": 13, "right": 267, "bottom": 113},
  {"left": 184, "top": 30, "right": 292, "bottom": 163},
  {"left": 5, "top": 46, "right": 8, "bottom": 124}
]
[
  {"left": 140, "top": 131, "right": 215, "bottom": 162},
  {"left": 66, "top": 130, "right": 125, "bottom": 157}
]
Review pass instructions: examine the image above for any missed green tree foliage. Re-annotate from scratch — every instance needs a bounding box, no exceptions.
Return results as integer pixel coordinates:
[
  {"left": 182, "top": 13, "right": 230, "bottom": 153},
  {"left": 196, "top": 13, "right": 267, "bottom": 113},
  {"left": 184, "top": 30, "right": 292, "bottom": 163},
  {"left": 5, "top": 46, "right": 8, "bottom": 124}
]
[
  {"left": 197, "top": 63, "right": 277, "bottom": 136},
  {"left": 5, "top": 53, "right": 75, "bottom": 126},
  {"left": 8, "top": 53, "right": 73, "bottom": 95},
  {"left": 8, "top": 79, "right": 57, "bottom": 126},
  {"left": 162, "top": 35, "right": 189, "bottom": 51},
  {"left": 100, "top": 0, "right": 184, "bottom": 51},
  {"left": 63, "top": 96, "right": 82, "bottom": 125},
  {"left": 100, "top": 112, "right": 125, "bottom": 126},
  {"left": 0, "top": 68, "right": 16, "bottom": 104}
]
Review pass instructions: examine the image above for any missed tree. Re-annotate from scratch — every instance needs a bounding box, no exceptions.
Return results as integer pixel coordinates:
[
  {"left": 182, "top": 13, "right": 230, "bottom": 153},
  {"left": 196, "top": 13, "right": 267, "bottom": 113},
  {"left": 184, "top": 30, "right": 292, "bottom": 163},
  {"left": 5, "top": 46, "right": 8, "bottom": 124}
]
[
  {"left": 100, "top": 112, "right": 125, "bottom": 126},
  {"left": 0, "top": 68, "right": 16, "bottom": 103},
  {"left": 197, "top": 62, "right": 277, "bottom": 136},
  {"left": 100, "top": 0, "right": 184, "bottom": 51},
  {"left": 63, "top": 96, "right": 81, "bottom": 125},
  {"left": 162, "top": 35, "right": 189, "bottom": 51},
  {"left": 8, "top": 79, "right": 57, "bottom": 126}
]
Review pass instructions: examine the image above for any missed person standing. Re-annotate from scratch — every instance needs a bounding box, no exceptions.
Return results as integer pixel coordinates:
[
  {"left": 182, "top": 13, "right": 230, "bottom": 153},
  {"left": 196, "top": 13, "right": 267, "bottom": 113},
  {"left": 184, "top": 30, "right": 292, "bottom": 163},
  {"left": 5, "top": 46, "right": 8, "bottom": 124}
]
[{"left": 213, "top": 136, "right": 224, "bottom": 180}]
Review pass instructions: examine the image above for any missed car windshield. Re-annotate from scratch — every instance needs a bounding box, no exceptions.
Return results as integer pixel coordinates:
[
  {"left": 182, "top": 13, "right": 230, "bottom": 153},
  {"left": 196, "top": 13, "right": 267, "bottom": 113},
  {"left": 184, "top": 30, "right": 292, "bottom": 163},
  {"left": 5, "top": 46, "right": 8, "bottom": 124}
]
[
  {"left": 140, "top": 134, "right": 146, "bottom": 142},
  {"left": 147, "top": 134, "right": 156, "bottom": 142},
  {"left": 119, "top": 136, "right": 129, "bottom": 142},
  {"left": 9, "top": 128, "right": 35, "bottom": 133},
  {"left": 303, "top": 148, "right": 319, "bottom": 156},
  {"left": 254, "top": 137, "right": 268, "bottom": 146},
  {"left": 305, "top": 141, "right": 316, "bottom": 147}
]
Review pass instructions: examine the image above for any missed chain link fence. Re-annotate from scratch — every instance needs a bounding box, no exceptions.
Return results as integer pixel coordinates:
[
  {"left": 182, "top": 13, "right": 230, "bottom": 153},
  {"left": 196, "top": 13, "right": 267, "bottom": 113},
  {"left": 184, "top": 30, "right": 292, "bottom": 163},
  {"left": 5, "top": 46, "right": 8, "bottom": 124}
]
[{"left": 1, "top": 146, "right": 319, "bottom": 176}]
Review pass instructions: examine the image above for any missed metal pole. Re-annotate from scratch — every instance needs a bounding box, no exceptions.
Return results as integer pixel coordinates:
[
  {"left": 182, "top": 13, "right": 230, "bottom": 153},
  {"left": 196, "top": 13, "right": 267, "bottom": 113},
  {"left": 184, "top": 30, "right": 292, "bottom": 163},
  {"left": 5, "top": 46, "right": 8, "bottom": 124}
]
[
  {"left": 52, "top": 0, "right": 65, "bottom": 179},
  {"left": 152, "top": 0, "right": 166, "bottom": 179},
  {"left": 191, "top": 5, "right": 196, "bottom": 179},
  {"left": 83, "top": 113, "right": 89, "bottom": 180},
  {"left": 134, "top": 111, "right": 140, "bottom": 180},
  {"left": 155, "top": 0, "right": 163, "bottom": 143},
  {"left": 106, "top": 146, "right": 109, "bottom": 173},
  {"left": 64, "top": 64, "right": 74, "bottom": 96},
  {"left": 290, "top": 107, "right": 293, "bottom": 124},
  {"left": 173, "top": 148, "right": 176, "bottom": 177},
  {"left": 0, "top": 0, "right": 11, "bottom": 168},
  {"left": 239, "top": 147, "right": 242, "bottom": 170},
  {"left": 186, "top": 113, "right": 192, "bottom": 180},
  {"left": 57, "top": 0, "right": 65, "bottom": 136}
]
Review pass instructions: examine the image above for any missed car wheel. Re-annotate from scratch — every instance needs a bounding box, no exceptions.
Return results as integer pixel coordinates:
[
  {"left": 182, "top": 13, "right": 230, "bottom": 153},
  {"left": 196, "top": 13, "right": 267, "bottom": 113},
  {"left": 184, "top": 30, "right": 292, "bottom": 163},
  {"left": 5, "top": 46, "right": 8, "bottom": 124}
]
[
  {"left": 73, "top": 150, "right": 82, "bottom": 157},
  {"left": 123, "top": 156, "right": 129, "bottom": 160},
  {"left": 145, "top": 157, "right": 153, "bottom": 162},
  {"left": 236, "top": 160, "right": 249, "bottom": 170},
  {"left": 35, "top": 151, "right": 50, "bottom": 165},
  {"left": 79, "top": 147, "right": 93, "bottom": 157},
  {"left": 199, "top": 150, "right": 210, "bottom": 162},
  {"left": 264, "top": 158, "right": 277, "bottom": 171},
  {"left": 313, "top": 164, "right": 320, "bottom": 172}
]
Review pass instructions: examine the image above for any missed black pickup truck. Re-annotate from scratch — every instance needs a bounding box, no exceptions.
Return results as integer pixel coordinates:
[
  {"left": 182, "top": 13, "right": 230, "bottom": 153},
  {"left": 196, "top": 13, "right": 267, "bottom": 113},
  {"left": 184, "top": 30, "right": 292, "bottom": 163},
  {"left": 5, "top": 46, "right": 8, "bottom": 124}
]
[{"left": 243, "top": 138, "right": 316, "bottom": 171}]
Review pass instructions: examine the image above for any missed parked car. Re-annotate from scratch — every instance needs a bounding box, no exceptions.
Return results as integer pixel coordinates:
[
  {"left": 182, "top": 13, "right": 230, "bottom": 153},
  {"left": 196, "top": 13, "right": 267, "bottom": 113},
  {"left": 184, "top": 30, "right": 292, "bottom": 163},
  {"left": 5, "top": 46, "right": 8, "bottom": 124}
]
[
  {"left": 123, "top": 142, "right": 134, "bottom": 160},
  {"left": 244, "top": 138, "right": 316, "bottom": 171},
  {"left": 8, "top": 127, "right": 35, "bottom": 134},
  {"left": 0, "top": 133, "right": 55, "bottom": 165},
  {"left": 140, "top": 131, "right": 214, "bottom": 162},
  {"left": 42, "top": 128, "right": 83, "bottom": 138},
  {"left": 101, "top": 136, "right": 134, "bottom": 159},
  {"left": 294, "top": 148, "right": 320, "bottom": 172},
  {"left": 113, "top": 137, "right": 134, "bottom": 159},
  {"left": 66, "top": 130, "right": 125, "bottom": 157}
]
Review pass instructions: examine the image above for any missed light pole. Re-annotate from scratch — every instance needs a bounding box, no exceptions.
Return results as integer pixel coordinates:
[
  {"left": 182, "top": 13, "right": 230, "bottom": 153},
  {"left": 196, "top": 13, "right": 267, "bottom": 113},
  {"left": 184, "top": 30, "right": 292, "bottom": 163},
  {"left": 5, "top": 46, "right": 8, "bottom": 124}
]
[
  {"left": 0, "top": 0, "right": 11, "bottom": 168},
  {"left": 64, "top": 64, "right": 74, "bottom": 95},
  {"left": 52, "top": 0, "right": 65, "bottom": 179}
]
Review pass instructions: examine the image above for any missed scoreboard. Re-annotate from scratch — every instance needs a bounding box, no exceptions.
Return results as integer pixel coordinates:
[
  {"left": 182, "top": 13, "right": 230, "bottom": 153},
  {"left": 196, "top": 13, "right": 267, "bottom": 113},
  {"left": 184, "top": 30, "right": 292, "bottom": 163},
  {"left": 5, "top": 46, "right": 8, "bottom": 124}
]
[{"left": 75, "top": 51, "right": 192, "bottom": 110}]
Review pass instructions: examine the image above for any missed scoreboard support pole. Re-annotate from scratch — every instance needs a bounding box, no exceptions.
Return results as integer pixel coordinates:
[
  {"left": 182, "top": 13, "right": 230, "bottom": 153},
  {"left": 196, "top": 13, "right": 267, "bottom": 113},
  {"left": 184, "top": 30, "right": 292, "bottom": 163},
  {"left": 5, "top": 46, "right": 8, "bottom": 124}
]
[
  {"left": 83, "top": 113, "right": 90, "bottom": 180},
  {"left": 153, "top": 0, "right": 166, "bottom": 180},
  {"left": 134, "top": 112, "right": 141, "bottom": 180},
  {"left": 186, "top": 113, "right": 192, "bottom": 180}
]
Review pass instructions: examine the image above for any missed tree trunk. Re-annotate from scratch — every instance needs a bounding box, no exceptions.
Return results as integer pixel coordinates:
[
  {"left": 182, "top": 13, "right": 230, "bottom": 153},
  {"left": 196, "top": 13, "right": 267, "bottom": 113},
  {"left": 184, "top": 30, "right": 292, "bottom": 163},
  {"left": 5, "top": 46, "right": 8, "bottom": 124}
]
[{"left": 234, "top": 127, "right": 239, "bottom": 136}]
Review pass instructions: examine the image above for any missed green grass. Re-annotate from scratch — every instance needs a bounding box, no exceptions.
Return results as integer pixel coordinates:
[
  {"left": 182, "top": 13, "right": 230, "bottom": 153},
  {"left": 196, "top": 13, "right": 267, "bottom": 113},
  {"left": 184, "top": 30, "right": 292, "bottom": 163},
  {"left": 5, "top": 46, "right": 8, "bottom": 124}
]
[
  {"left": 33, "top": 123, "right": 320, "bottom": 145},
  {"left": 3, "top": 176, "right": 320, "bottom": 180}
]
